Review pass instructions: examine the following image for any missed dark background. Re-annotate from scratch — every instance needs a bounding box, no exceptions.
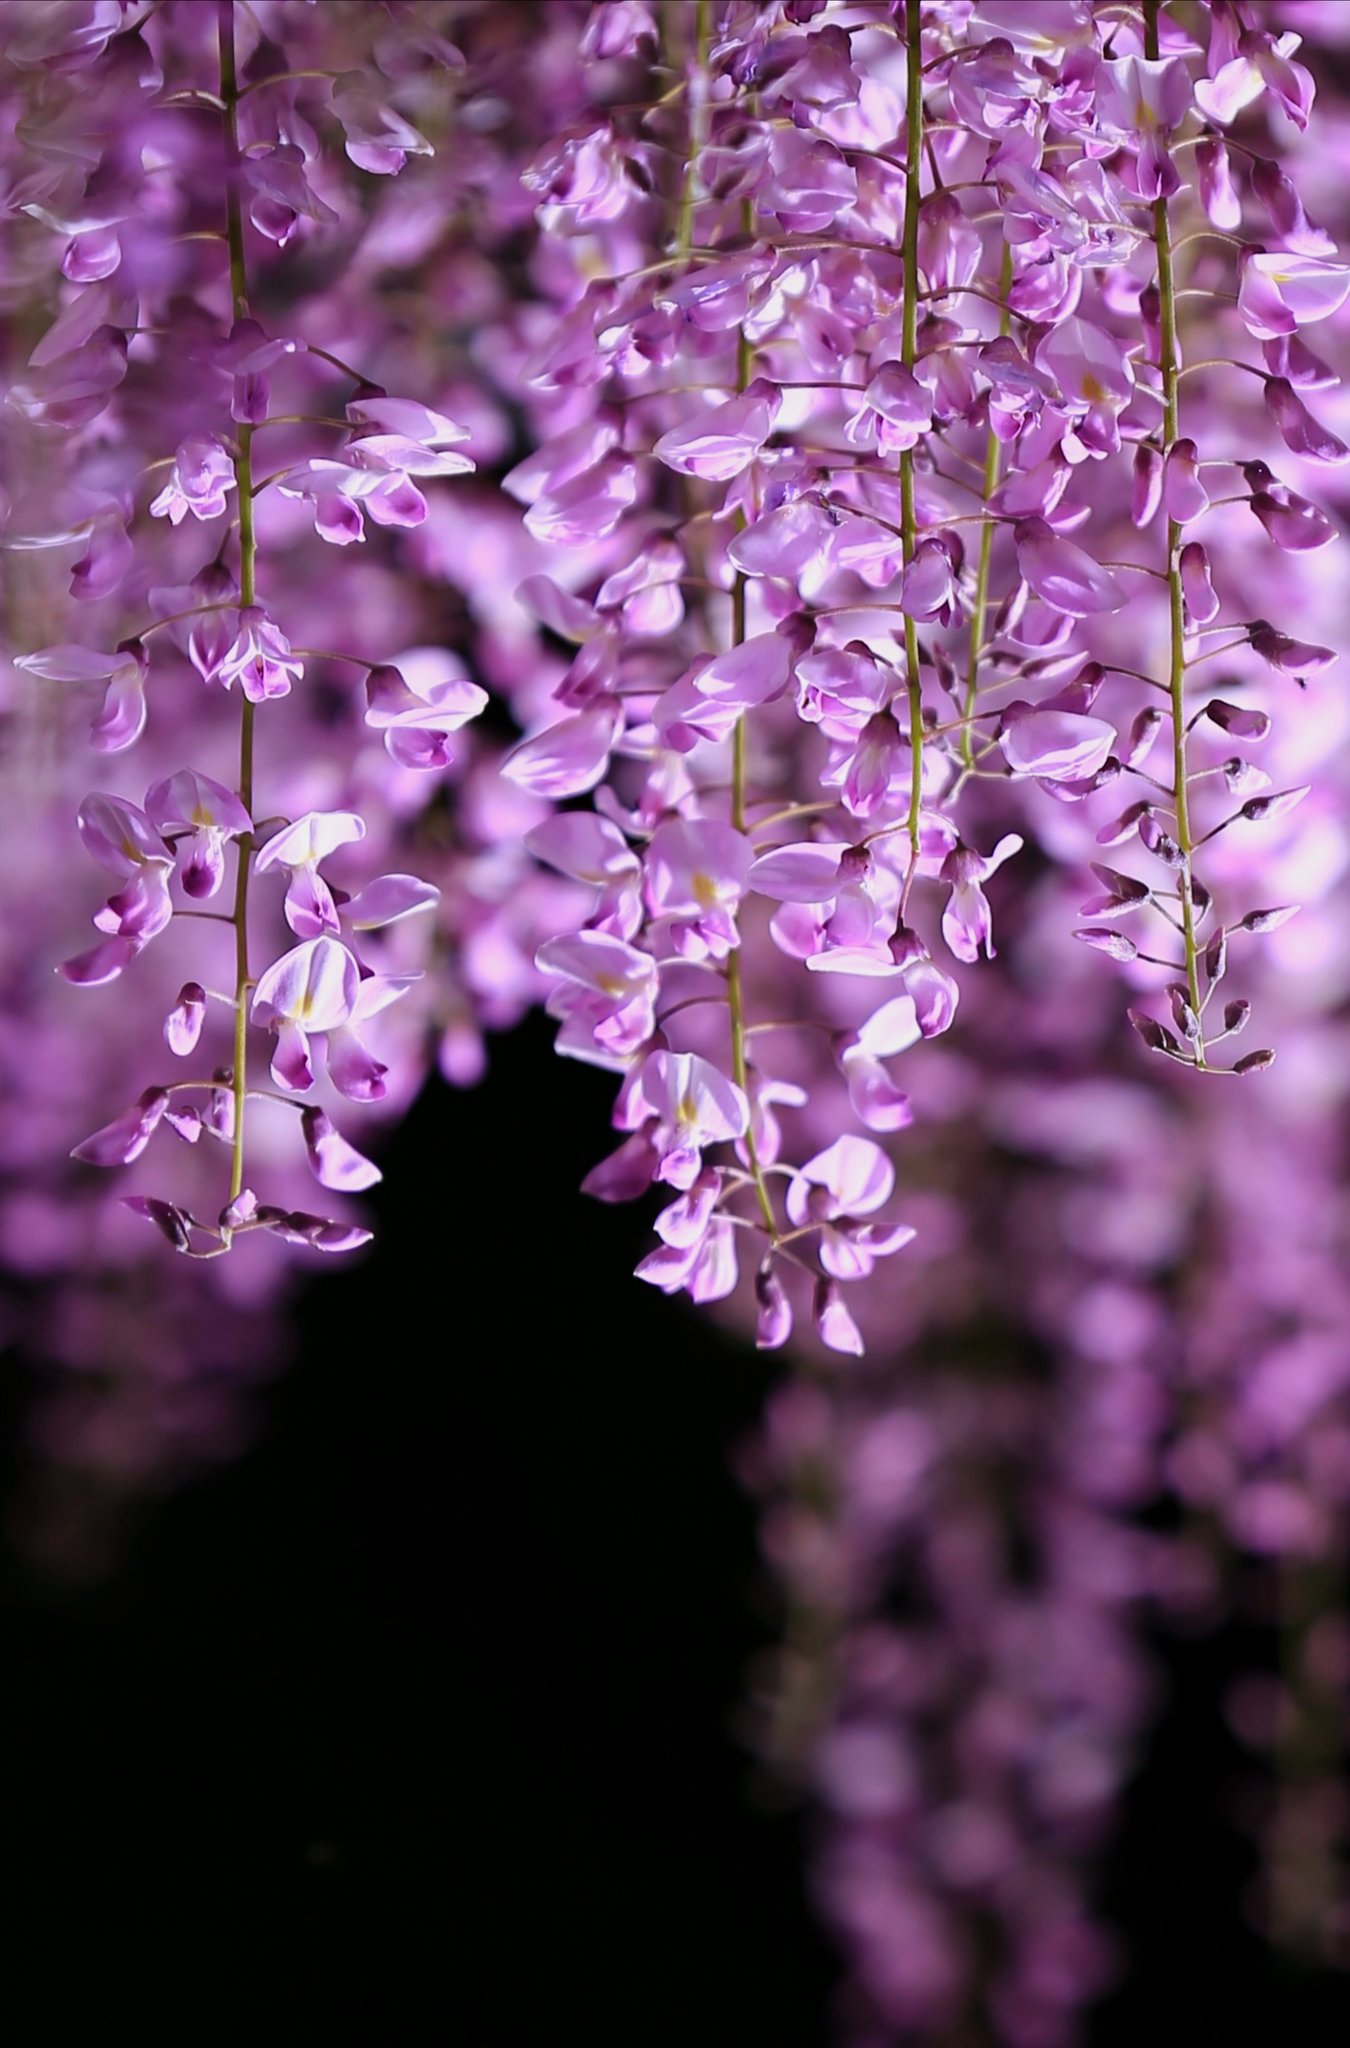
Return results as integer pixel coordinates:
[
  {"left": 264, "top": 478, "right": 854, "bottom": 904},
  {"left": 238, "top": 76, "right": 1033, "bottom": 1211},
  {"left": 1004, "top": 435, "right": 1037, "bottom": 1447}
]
[{"left": 3, "top": 1017, "right": 1348, "bottom": 2044}]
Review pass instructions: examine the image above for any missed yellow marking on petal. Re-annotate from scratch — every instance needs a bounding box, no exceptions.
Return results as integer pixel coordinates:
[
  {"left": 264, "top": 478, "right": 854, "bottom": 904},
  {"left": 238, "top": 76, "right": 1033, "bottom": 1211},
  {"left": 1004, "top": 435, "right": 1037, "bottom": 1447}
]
[
  {"left": 678, "top": 1092, "right": 698, "bottom": 1126},
  {"left": 1081, "top": 372, "right": 1106, "bottom": 403},
  {"left": 597, "top": 973, "right": 626, "bottom": 997},
  {"left": 692, "top": 870, "right": 719, "bottom": 908}
]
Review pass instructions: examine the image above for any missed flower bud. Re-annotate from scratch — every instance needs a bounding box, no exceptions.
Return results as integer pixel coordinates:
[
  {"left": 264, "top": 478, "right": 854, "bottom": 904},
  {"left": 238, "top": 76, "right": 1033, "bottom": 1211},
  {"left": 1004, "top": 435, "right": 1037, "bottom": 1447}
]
[
  {"left": 165, "top": 982, "right": 207, "bottom": 1056},
  {"left": 1205, "top": 701, "right": 1271, "bottom": 741},
  {"left": 1240, "top": 787, "right": 1310, "bottom": 823},
  {"left": 1128, "top": 1011, "right": 1188, "bottom": 1062},
  {"left": 813, "top": 1278, "right": 863, "bottom": 1356},
  {"left": 755, "top": 1266, "right": 793, "bottom": 1350},
  {"left": 1238, "top": 905, "right": 1300, "bottom": 933},
  {"left": 1168, "top": 986, "right": 1201, "bottom": 1042},
  {"left": 1072, "top": 928, "right": 1138, "bottom": 961},
  {"left": 71, "top": 1086, "right": 169, "bottom": 1166},
  {"left": 121, "top": 1195, "right": 192, "bottom": 1252}
]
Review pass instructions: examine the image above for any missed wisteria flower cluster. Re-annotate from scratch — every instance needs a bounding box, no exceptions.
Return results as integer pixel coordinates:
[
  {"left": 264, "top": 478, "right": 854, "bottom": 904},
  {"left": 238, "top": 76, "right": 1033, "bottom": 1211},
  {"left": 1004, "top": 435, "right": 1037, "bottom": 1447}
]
[
  {"left": 11, "top": 3, "right": 1343, "bottom": 1322},
  {"left": 504, "top": 0, "right": 1345, "bottom": 1356},
  {"left": 7, "top": 0, "right": 484, "bottom": 1259},
  {"left": 6, "top": 3, "right": 1350, "bottom": 2043}
]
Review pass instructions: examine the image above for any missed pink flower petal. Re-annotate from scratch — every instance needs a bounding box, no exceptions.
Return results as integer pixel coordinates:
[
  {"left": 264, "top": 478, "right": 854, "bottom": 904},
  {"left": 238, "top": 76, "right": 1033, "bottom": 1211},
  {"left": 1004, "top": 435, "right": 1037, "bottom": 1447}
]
[
  {"left": 1015, "top": 518, "right": 1127, "bottom": 616},
  {"left": 342, "top": 874, "right": 441, "bottom": 928}
]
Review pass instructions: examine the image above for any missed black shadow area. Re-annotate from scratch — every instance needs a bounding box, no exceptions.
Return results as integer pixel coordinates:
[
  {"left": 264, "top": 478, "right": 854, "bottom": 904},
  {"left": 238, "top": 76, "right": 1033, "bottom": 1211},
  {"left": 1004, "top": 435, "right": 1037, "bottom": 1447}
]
[{"left": 1, "top": 1015, "right": 833, "bottom": 2045}]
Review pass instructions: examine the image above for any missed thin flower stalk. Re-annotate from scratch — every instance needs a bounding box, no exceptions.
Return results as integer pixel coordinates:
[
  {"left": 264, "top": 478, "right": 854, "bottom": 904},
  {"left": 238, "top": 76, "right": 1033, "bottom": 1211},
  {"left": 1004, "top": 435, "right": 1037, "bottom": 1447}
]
[
  {"left": 219, "top": 1, "right": 257, "bottom": 1212},
  {"left": 1148, "top": 0, "right": 1206, "bottom": 1062},
  {"left": 898, "top": 0, "right": 925, "bottom": 880}
]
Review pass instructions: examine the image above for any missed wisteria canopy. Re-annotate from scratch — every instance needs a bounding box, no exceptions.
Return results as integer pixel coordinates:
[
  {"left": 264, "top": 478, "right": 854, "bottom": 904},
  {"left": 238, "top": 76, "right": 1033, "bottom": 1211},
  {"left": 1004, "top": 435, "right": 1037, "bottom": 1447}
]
[{"left": 3, "top": 1, "right": 1350, "bottom": 2040}]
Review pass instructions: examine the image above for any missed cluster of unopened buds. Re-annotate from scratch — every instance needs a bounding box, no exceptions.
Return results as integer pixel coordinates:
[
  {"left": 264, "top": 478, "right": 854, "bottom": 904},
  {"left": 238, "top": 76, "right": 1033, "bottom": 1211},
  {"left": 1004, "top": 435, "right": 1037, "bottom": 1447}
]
[{"left": 500, "top": 0, "right": 1345, "bottom": 1353}]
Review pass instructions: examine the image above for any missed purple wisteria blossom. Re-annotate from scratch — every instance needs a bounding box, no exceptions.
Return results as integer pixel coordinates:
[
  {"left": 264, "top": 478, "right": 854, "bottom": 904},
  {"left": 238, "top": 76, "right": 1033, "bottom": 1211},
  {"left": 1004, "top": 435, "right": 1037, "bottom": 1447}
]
[
  {"left": 487, "top": 1, "right": 1350, "bottom": 2028},
  {"left": 4, "top": 0, "right": 482, "bottom": 1274},
  {"left": 6, "top": 3, "right": 1350, "bottom": 2032}
]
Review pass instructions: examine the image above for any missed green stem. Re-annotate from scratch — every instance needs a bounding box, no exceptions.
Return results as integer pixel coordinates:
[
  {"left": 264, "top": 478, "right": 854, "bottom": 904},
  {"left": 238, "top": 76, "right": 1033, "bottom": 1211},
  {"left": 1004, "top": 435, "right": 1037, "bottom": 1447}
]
[
  {"left": 728, "top": 326, "right": 777, "bottom": 1239},
  {"left": 899, "top": 0, "right": 925, "bottom": 873},
  {"left": 673, "top": 0, "right": 710, "bottom": 258},
  {"left": 1146, "top": 0, "right": 1205, "bottom": 1057},
  {"left": 219, "top": 0, "right": 258, "bottom": 1207},
  {"left": 238, "top": 66, "right": 339, "bottom": 100},
  {"left": 961, "top": 241, "right": 1013, "bottom": 773},
  {"left": 661, "top": 0, "right": 774, "bottom": 1239}
]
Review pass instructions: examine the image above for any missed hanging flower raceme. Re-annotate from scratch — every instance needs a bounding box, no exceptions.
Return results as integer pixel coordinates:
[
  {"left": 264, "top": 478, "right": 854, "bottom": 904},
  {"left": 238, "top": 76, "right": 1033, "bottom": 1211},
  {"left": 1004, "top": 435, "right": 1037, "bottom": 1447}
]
[
  {"left": 0, "top": 0, "right": 598, "bottom": 1555},
  {"left": 501, "top": 0, "right": 1345, "bottom": 1364},
  {"left": 3, "top": 0, "right": 1350, "bottom": 2024},
  {"left": 496, "top": 6, "right": 1350, "bottom": 2027},
  {"left": 5, "top": 3, "right": 485, "bottom": 1259}
]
